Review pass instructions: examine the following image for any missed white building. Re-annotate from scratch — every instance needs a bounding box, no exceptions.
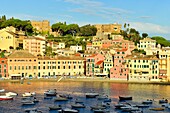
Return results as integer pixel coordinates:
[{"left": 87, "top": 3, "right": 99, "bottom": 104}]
[
  {"left": 70, "top": 45, "right": 82, "bottom": 52},
  {"left": 137, "top": 38, "right": 156, "bottom": 50}
]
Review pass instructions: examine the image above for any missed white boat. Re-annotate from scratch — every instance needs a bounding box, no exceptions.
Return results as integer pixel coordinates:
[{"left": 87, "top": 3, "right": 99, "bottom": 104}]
[
  {"left": 71, "top": 103, "right": 86, "bottom": 108},
  {"left": 5, "top": 92, "right": 18, "bottom": 97},
  {"left": 44, "top": 89, "right": 57, "bottom": 96},
  {"left": 22, "top": 92, "right": 36, "bottom": 97},
  {"left": 0, "top": 95, "right": 13, "bottom": 101},
  {"left": 58, "top": 108, "right": 79, "bottom": 113},
  {"left": 0, "top": 89, "right": 5, "bottom": 92}
]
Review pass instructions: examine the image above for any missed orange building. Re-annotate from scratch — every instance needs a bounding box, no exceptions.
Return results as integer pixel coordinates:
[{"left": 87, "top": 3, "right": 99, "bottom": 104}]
[{"left": 0, "top": 58, "right": 8, "bottom": 78}]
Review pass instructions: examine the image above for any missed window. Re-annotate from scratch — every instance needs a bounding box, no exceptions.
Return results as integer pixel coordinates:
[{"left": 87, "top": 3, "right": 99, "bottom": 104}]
[
  {"left": 63, "top": 66, "right": 65, "bottom": 69},
  {"left": 34, "top": 66, "right": 36, "bottom": 69},
  {"left": 43, "top": 66, "right": 45, "bottom": 69},
  {"left": 38, "top": 62, "right": 40, "bottom": 64},
  {"left": 58, "top": 61, "right": 60, "bottom": 64},
  {"left": 18, "top": 66, "right": 20, "bottom": 70},
  {"left": 69, "top": 66, "right": 70, "bottom": 69},
  {"left": 38, "top": 66, "right": 40, "bottom": 69},
  {"left": 58, "top": 66, "right": 60, "bottom": 69},
  {"left": 22, "top": 66, "right": 24, "bottom": 70},
  {"left": 1, "top": 60, "right": 4, "bottom": 63},
  {"left": 74, "top": 66, "right": 76, "bottom": 69},
  {"left": 79, "top": 66, "right": 81, "bottom": 69}
]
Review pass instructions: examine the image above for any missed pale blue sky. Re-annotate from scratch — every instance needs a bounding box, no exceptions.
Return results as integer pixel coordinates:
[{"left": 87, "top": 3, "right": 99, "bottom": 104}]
[{"left": 1, "top": 0, "right": 170, "bottom": 39}]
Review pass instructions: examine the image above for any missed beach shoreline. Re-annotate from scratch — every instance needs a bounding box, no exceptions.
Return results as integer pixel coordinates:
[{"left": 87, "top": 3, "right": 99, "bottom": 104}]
[{"left": 0, "top": 77, "right": 170, "bottom": 85}]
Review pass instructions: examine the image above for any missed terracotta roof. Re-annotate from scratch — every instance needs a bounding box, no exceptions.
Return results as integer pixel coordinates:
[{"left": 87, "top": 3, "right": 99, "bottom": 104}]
[
  {"left": 87, "top": 54, "right": 97, "bottom": 58},
  {"left": 87, "top": 43, "right": 92, "bottom": 46},
  {"left": 116, "top": 48, "right": 128, "bottom": 52},
  {"left": 125, "top": 54, "right": 158, "bottom": 60},
  {"left": 95, "top": 60, "right": 104, "bottom": 65},
  {"left": 74, "top": 53, "right": 81, "bottom": 56},
  {"left": 8, "top": 50, "right": 36, "bottom": 58},
  {"left": 57, "top": 56, "right": 85, "bottom": 60}
]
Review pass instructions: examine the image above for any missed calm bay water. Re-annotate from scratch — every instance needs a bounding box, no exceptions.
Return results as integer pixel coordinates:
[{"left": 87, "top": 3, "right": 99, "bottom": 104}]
[{"left": 0, "top": 81, "right": 170, "bottom": 113}]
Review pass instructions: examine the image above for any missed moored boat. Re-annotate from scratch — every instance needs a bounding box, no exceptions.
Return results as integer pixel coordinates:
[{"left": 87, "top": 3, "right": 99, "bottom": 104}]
[
  {"left": 5, "top": 92, "right": 18, "bottom": 97},
  {"left": 149, "top": 107, "right": 165, "bottom": 111},
  {"left": 49, "top": 105, "right": 62, "bottom": 110},
  {"left": 22, "top": 92, "right": 36, "bottom": 97},
  {"left": 58, "top": 108, "right": 79, "bottom": 113},
  {"left": 119, "top": 96, "right": 132, "bottom": 100},
  {"left": 71, "top": 103, "right": 86, "bottom": 108},
  {"left": 0, "top": 95, "right": 13, "bottom": 101},
  {"left": 85, "top": 93, "right": 99, "bottom": 98},
  {"left": 0, "top": 89, "right": 5, "bottom": 92},
  {"left": 159, "top": 99, "right": 168, "bottom": 104},
  {"left": 44, "top": 89, "right": 57, "bottom": 96},
  {"left": 142, "top": 100, "right": 153, "bottom": 104},
  {"left": 54, "top": 97, "right": 68, "bottom": 101}
]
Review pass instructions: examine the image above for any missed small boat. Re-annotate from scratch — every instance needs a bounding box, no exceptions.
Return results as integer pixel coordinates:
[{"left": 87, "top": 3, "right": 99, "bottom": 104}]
[
  {"left": 119, "top": 96, "right": 132, "bottom": 100},
  {"left": 71, "top": 103, "right": 86, "bottom": 108},
  {"left": 121, "top": 106, "right": 139, "bottom": 112},
  {"left": 22, "top": 101, "right": 35, "bottom": 105},
  {"left": 149, "top": 107, "right": 165, "bottom": 111},
  {"left": 0, "top": 89, "right": 5, "bottom": 92},
  {"left": 22, "top": 92, "right": 35, "bottom": 97},
  {"left": 161, "top": 103, "right": 169, "bottom": 107},
  {"left": 5, "top": 92, "right": 18, "bottom": 97},
  {"left": 136, "top": 104, "right": 150, "bottom": 108},
  {"left": 85, "top": 93, "right": 99, "bottom": 98},
  {"left": 142, "top": 100, "right": 153, "bottom": 104},
  {"left": 58, "top": 108, "right": 79, "bottom": 113},
  {"left": 44, "top": 89, "right": 57, "bottom": 96},
  {"left": 0, "top": 95, "right": 13, "bottom": 101},
  {"left": 25, "top": 108, "right": 42, "bottom": 113},
  {"left": 97, "top": 95, "right": 108, "bottom": 100},
  {"left": 114, "top": 103, "right": 126, "bottom": 109},
  {"left": 59, "top": 94, "right": 73, "bottom": 99},
  {"left": 25, "top": 108, "right": 37, "bottom": 112},
  {"left": 93, "top": 109, "right": 110, "bottom": 113},
  {"left": 159, "top": 99, "right": 168, "bottom": 104},
  {"left": 54, "top": 97, "right": 68, "bottom": 101},
  {"left": 90, "top": 105, "right": 106, "bottom": 110},
  {"left": 49, "top": 105, "right": 62, "bottom": 110}
]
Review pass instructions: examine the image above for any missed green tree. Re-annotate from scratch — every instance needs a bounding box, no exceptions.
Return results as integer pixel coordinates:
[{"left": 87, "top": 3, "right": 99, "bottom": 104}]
[
  {"left": 142, "top": 33, "right": 148, "bottom": 38},
  {"left": 152, "top": 36, "right": 170, "bottom": 47},
  {"left": 79, "top": 24, "right": 97, "bottom": 36}
]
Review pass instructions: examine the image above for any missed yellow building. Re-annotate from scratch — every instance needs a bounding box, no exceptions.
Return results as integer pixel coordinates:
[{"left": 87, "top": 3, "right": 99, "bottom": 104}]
[
  {"left": 0, "top": 26, "right": 26, "bottom": 51},
  {"left": 92, "top": 41, "right": 102, "bottom": 49},
  {"left": 125, "top": 54, "right": 159, "bottom": 82},
  {"left": 37, "top": 58, "right": 57, "bottom": 78},
  {"left": 31, "top": 20, "right": 50, "bottom": 33},
  {"left": 23, "top": 36, "right": 46, "bottom": 56},
  {"left": 95, "top": 23, "right": 121, "bottom": 35},
  {"left": 56, "top": 56, "right": 85, "bottom": 76},
  {"left": 8, "top": 50, "right": 38, "bottom": 79}
]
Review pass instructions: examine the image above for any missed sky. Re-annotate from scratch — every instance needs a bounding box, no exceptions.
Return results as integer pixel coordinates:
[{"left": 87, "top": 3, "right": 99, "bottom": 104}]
[{"left": 1, "top": 0, "right": 170, "bottom": 39}]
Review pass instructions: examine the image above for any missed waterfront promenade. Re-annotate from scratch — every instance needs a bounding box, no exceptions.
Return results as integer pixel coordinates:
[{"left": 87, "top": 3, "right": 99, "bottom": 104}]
[{"left": 1, "top": 76, "right": 170, "bottom": 85}]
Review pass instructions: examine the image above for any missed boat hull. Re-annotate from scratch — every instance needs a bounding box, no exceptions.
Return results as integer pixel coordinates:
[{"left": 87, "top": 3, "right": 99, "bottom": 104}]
[{"left": 119, "top": 96, "right": 132, "bottom": 100}]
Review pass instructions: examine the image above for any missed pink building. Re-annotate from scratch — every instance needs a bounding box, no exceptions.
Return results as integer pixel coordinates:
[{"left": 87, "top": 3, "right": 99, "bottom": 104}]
[
  {"left": 102, "top": 40, "right": 112, "bottom": 48},
  {"left": 121, "top": 40, "right": 135, "bottom": 51},
  {"left": 110, "top": 49, "right": 130, "bottom": 80},
  {"left": 0, "top": 58, "right": 8, "bottom": 78},
  {"left": 86, "top": 54, "right": 104, "bottom": 76}
]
